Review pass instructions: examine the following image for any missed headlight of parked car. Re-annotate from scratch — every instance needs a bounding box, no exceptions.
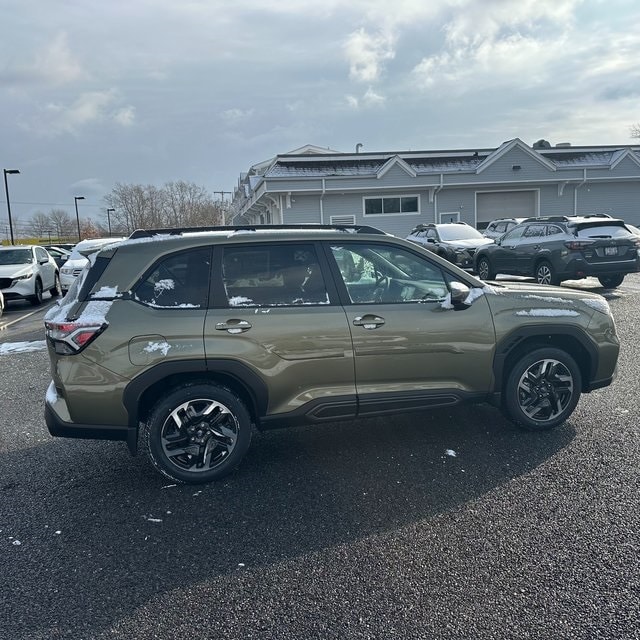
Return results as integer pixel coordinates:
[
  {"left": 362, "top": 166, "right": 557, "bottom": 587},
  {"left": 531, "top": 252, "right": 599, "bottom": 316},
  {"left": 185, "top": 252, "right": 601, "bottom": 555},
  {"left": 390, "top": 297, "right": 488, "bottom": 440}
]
[
  {"left": 12, "top": 273, "right": 32, "bottom": 282},
  {"left": 61, "top": 267, "right": 73, "bottom": 274}
]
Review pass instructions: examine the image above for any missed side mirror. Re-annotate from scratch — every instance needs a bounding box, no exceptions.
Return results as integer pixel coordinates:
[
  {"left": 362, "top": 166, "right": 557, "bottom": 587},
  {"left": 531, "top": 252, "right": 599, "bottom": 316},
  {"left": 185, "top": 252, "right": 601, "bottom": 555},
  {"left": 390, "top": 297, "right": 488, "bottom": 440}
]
[{"left": 449, "top": 281, "right": 471, "bottom": 308}]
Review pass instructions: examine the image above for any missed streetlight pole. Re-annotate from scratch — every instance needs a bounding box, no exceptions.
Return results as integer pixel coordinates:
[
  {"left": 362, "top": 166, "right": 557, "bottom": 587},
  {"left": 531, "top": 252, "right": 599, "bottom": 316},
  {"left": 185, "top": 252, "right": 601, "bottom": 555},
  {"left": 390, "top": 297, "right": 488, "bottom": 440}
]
[
  {"left": 74, "top": 196, "right": 85, "bottom": 242},
  {"left": 3, "top": 169, "right": 20, "bottom": 246},
  {"left": 106, "top": 208, "right": 115, "bottom": 237}
]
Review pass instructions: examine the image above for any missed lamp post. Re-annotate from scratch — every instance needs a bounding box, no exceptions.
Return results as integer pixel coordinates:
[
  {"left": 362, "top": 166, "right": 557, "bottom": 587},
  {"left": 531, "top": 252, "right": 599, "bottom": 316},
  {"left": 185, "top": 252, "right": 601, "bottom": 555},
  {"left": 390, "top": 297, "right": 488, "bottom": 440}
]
[
  {"left": 106, "top": 208, "right": 115, "bottom": 237},
  {"left": 3, "top": 169, "right": 20, "bottom": 245},
  {"left": 74, "top": 196, "right": 85, "bottom": 241}
]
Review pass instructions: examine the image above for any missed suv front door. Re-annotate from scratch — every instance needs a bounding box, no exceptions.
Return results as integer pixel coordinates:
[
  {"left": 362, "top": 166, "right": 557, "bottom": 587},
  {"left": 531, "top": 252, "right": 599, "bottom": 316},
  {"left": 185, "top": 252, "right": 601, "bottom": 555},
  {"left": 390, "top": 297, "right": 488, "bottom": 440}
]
[{"left": 324, "top": 241, "right": 496, "bottom": 414}]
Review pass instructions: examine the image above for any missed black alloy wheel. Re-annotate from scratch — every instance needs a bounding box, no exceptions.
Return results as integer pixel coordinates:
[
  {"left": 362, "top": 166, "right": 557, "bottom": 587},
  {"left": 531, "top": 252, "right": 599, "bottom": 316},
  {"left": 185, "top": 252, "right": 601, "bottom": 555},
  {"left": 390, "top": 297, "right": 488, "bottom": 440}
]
[
  {"left": 144, "top": 383, "right": 252, "bottom": 483},
  {"left": 503, "top": 347, "right": 582, "bottom": 430},
  {"left": 477, "top": 256, "right": 495, "bottom": 280},
  {"left": 535, "top": 261, "right": 560, "bottom": 286}
]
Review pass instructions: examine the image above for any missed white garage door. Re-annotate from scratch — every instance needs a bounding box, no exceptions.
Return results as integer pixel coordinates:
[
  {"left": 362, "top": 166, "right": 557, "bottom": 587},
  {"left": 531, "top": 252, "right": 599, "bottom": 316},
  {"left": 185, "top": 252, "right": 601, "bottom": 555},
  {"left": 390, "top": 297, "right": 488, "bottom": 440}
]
[{"left": 476, "top": 191, "right": 536, "bottom": 228}]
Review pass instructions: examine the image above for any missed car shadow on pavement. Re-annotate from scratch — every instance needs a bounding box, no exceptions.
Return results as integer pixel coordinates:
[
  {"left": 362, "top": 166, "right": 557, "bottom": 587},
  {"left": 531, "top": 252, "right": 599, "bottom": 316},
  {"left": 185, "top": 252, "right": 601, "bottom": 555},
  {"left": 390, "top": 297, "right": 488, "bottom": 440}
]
[{"left": 1, "top": 403, "right": 575, "bottom": 638}]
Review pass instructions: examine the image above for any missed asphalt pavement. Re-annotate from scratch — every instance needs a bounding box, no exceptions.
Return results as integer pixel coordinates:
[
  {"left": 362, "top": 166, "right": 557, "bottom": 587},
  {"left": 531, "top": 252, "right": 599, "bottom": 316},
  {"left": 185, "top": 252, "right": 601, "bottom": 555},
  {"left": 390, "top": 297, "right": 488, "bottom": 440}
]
[{"left": 1, "top": 277, "right": 639, "bottom": 639}]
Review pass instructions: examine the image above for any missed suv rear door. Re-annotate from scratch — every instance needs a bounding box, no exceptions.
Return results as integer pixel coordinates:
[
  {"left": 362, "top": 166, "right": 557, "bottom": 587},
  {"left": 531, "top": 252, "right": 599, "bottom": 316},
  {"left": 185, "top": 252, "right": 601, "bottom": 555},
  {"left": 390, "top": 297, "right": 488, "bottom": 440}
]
[{"left": 204, "top": 242, "right": 356, "bottom": 420}]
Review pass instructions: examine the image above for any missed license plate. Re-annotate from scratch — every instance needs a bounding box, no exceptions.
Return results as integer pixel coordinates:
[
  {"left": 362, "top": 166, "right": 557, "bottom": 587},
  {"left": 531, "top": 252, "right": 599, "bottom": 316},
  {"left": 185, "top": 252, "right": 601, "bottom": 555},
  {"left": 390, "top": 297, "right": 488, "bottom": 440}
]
[{"left": 604, "top": 246, "right": 618, "bottom": 256}]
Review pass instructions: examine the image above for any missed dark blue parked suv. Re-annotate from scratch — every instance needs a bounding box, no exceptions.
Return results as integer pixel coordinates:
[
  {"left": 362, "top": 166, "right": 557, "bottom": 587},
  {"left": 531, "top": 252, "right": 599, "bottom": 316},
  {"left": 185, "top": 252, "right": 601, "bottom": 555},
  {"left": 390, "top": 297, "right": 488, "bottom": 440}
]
[{"left": 474, "top": 215, "right": 640, "bottom": 288}]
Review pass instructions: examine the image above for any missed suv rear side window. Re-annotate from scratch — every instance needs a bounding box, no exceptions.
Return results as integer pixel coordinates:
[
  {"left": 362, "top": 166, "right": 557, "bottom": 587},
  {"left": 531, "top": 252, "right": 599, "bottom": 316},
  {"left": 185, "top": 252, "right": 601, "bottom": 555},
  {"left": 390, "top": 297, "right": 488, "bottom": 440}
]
[
  {"left": 222, "top": 244, "right": 329, "bottom": 307},
  {"left": 134, "top": 248, "right": 211, "bottom": 308}
]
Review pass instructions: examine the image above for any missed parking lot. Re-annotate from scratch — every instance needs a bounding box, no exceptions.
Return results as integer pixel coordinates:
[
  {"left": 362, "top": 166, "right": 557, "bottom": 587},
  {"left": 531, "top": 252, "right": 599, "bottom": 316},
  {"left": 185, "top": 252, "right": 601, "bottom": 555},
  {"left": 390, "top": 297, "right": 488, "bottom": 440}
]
[{"left": 1, "top": 276, "right": 639, "bottom": 639}]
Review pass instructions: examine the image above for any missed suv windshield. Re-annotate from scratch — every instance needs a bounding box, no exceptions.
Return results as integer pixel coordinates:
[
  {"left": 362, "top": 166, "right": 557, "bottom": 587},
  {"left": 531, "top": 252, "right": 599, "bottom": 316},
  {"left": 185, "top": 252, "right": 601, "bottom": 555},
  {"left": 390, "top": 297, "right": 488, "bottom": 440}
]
[
  {"left": 438, "top": 225, "right": 484, "bottom": 241},
  {"left": 0, "top": 249, "right": 33, "bottom": 265}
]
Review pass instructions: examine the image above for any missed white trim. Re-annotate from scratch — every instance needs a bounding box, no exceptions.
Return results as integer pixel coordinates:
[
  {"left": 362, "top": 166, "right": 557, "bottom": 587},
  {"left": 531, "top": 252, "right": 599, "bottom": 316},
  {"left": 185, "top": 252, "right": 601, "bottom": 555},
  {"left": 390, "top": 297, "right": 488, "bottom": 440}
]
[
  {"left": 376, "top": 155, "right": 417, "bottom": 179},
  {"left": 610, "top": 148, "right": 640, "bottom": 170},
  {"left": 475, "top": 138, "right": 557, "bottom": 173},
  {"left": 439, "top": 211, "right": 460, "bottom": 223},
  {"left": 362, "top": 194, "right": 421, "bottom": 217}
]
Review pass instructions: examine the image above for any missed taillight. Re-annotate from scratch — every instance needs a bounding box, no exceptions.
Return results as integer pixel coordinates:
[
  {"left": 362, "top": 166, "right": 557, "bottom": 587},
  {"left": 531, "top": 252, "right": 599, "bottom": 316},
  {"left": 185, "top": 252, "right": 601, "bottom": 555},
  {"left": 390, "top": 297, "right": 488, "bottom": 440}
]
[
  {"left": 564, "top": 240, "right": 594, "bottom": 251},
  {"left": 45, "top": 320, "right": 107, "bottom": 354}
]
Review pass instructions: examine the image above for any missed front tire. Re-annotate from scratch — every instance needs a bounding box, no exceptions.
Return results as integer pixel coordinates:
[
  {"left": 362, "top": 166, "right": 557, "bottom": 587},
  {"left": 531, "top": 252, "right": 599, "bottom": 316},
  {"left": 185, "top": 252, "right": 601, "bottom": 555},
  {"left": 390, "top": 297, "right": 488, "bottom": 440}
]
[
  {"left": 535, "top": 260, "right": 560, "bottom": 286},
  {"left": 29, "top": 278, "right": 43, "bottom": 306},
  {"left": 143, "top": 383, "right": 252, "bottom": 484},
  {"left": 476, "top": 256, "right": 495, "bottom": 280},
  {"left": 598, "top": 274, "right": 624, "bottom": 288},
  {"left": 503, "top": 347, "right": 582, "bottom": 431},
  {"left": 50, "top": 273, "right": 62, "bottom": 297}
]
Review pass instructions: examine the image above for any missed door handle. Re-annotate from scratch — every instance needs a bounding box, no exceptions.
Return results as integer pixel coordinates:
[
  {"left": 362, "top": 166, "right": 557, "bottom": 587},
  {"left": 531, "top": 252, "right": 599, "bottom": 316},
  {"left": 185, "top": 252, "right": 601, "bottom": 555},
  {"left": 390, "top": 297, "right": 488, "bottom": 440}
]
[
  {"left": 353, "top": 315, "right": 385, "bottom": 329},
  {"left": 215, "top": 319, "right": 252, "bottom": 334}
]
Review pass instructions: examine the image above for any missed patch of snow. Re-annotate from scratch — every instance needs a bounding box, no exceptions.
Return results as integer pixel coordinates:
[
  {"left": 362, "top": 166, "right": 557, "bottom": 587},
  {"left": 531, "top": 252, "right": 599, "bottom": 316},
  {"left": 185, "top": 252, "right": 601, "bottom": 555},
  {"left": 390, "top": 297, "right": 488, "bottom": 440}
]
[
  {"left": 143, "top": 341, "right": 171, "bottom": 356},
  {"left": 153, "top": 279, "right": 175, "bottom": 295},
  {"left": 0, "top": 340, "right": 47, "bottom": 355},
  {"left": 464, "top": 287, "right": 485, "bottom": 304},
  {"left": 580, "top": 298, "right": 611, "bottom": 315},
  {"left": 44, "top": 299, "right": 76, "bottom": 323},
  {"left": 482, "top": 284, "right": 503, "bottom": 295},
  {"left": 440, "top": 293, "right": 454, "bottom": 310},
  {"left": 229, "top": 296, "right": 255, "bottom": 306},
  {"left": 76, "top": 300, "right": 112, "bottom": 325},
  {"left": 445, "top": 449, "right": 457, "bottom": 457},
  {"left": 46, "top": 382, "right": 58, "bottom": 404},
  {"left": 12, "top": 540, "right": 21, "bottom": 545},
  {"left": 91, "top": 285, "right": 119, "bottom": 299},
  {"left": 521, "top": 294, "right": 568, "bottom": 304},
  {"left": 515, "top": 309, "right": 580, "bottom": 317}
]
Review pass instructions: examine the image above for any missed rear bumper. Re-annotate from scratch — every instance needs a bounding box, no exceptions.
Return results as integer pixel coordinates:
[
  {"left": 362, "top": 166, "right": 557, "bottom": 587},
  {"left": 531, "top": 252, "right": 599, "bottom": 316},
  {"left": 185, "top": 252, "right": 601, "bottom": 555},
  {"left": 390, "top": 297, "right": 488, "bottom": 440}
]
[
  {"left": 45, "top": 398, "right": 138, "bottom": 455},
  {"left": 560, "top": 256, "right": 639, "bottom": 279}
]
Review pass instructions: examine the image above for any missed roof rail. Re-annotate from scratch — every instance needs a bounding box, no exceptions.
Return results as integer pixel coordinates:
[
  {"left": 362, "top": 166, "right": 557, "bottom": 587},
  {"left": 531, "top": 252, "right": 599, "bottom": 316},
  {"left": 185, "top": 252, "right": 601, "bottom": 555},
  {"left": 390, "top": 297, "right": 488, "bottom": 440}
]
[
  {"left": 523, "top": 216, "right": 571, "bottom": 222},
  {"left": 128, "top": 224, "right": 387, "bottom": 239}
]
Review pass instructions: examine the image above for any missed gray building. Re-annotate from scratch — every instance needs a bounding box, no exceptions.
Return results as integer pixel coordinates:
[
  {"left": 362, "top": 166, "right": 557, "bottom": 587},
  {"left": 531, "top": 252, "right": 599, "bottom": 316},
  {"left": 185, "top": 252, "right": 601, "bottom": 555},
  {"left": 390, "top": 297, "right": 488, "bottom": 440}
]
[{"left": 232, "top": 139, "right": 640, "bottom": 236}]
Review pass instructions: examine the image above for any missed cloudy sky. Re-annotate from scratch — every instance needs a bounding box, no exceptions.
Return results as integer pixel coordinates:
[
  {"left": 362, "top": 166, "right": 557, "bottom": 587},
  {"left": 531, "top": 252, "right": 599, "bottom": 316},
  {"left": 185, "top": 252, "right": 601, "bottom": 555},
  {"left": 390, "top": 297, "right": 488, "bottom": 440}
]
[{"left": 1, "top": 0, "right": 639, "bottom": 235}]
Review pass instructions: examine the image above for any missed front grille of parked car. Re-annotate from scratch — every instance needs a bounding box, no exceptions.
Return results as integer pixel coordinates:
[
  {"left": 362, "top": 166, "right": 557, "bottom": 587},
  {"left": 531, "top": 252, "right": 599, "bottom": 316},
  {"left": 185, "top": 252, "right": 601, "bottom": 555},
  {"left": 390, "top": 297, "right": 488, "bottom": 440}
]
[
  {"left": 72, "top": 268, "right": 84, "bottom": 277},
  {"left": 0, "top": 278, "right": 14, "bottom": 289}
]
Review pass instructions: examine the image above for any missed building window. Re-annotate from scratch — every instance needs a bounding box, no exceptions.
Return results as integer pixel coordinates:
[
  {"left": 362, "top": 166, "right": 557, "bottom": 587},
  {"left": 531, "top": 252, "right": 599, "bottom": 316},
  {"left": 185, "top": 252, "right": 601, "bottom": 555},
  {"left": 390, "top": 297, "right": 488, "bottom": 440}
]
[{"left": 363, "top": 195, "right": 419, "bottom": 216}]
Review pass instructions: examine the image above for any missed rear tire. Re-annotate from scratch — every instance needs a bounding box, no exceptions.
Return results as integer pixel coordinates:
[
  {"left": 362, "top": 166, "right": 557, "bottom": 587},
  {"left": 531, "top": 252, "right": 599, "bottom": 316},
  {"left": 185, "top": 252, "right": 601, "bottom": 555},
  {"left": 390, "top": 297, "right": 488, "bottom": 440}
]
[
  {"left": 535, "top": 260, "right": 560, "bottom": 286},
  {"left": 598, "top": 274, "right": 624, "bottom": 288},
  {"left": 143, "top": 383, "right": 252, "bottom": 484},
  {"left": 503, "top": 347, "right": 582, "bottom": 431},
  {"left": 476, "top": 256, "right": 495, "bottom": 280}
]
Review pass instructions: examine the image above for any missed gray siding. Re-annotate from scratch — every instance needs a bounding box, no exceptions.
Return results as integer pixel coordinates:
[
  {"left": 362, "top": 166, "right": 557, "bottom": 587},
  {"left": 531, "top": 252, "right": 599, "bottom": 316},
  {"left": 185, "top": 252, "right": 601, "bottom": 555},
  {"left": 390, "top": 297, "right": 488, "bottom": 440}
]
[
  {"left": 281, "top": 195, "right": 322, "bottom": 224},
  {"left": 576, "top": 181, "right": 640, "bottom": 222},
  {"left": 437, "top": 189, "right": 476, "bottom": 226},
  {"left": 538, "top": 184, "right": 574, "bottom": 216}
]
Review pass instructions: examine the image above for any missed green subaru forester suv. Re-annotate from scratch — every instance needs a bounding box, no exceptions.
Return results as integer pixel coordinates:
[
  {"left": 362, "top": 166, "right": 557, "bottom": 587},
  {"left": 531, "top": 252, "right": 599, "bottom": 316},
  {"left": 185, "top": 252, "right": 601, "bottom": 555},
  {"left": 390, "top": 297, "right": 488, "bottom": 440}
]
[{"left": 44, "top": 225, "right": 619, "bottom": 483}]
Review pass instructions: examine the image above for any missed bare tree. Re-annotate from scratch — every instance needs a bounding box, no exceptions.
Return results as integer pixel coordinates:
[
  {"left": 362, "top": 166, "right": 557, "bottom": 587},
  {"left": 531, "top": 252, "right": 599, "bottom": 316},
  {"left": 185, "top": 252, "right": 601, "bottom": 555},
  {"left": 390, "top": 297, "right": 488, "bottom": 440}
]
[
  {"left": 631, "top": 124, "right": 640, "bottom": 139},
  {"left": 29, "top": 211, "right": 51, "bottom": 239},
  {"left": 49, "top": 209, "right": 75, "bottom": 241},
  {"left": 103, "top": 181, "right": 226, "bottom": 231}
]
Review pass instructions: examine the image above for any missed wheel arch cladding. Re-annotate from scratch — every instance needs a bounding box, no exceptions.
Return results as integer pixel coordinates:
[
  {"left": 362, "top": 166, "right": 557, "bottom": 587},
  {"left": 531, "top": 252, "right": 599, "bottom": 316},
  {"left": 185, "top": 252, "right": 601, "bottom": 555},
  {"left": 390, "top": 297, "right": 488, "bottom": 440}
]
[
  {"left": 123, "top": 360, "right": 267, "bottom": 427},
  {"left": 494, "top": 328, "right": 595, "bottom": 393}
]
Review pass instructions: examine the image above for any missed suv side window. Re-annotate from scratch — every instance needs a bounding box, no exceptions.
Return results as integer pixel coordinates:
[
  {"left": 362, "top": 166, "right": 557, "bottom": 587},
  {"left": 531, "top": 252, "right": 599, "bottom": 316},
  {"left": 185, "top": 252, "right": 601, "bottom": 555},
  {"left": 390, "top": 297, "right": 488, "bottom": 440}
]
[
  {"left": 330, "top": 243, "right": 448, "bottom": 304},
  {"left": 222, "top": 244, "right": 328, "bottom": 307},
  {"left": 545, "top": 225, "right": 563, "bottom": 236},
  {"left": 523, "top": 224, "right": 546, "bottom": 239},
  {"left": 134, "top": 248, "right": 211, "bottom": 308},
  {"left": 425, "top": 229, "right": 438, "bottom": 241},
  {"left": 502, "top": 226, "right": 525, "bottom": 242}
]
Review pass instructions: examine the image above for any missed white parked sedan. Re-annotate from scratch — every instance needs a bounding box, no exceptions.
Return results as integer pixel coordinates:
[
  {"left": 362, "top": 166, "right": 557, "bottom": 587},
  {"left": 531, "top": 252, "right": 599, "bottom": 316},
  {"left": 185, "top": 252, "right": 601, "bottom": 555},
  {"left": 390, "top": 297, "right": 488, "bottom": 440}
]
[{"left": 0, "top": 245, "right": 61, "bottom": 305}]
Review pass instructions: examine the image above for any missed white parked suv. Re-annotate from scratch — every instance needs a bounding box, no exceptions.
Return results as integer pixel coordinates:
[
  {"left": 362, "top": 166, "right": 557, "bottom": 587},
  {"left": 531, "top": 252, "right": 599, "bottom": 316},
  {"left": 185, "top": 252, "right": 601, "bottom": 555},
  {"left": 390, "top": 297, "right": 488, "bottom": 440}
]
[
  {"left": 60, "top": 237, "right": 124, "bottom": 293},
  {"left": 0, "top": 245, "right": 61, "bottom": 305}
]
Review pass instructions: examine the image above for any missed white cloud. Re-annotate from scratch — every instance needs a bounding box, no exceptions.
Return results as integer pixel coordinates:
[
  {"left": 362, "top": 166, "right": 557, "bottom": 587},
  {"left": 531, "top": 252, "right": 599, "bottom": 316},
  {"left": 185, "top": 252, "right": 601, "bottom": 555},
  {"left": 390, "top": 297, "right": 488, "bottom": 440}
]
[
  {"left": 222, "top": 108, "right": 255, "bottom": 121},
  {"left": 114, "top": 106, "right": 136, "bottom": 126},
  {"left": 363, "top": 87, "right": 385, "bottom": 106},
  {"left": 346, "top": 95, "right": 359, "bottom": 109},
  {"left": 32, "top": 32, "right": 86, "bottom": 86},
  {"left": 344, "top": 28, "right": 395, "bottom": 83},
  {"left": 22, "top": 90, "right": 136, "bottom": 136}
]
